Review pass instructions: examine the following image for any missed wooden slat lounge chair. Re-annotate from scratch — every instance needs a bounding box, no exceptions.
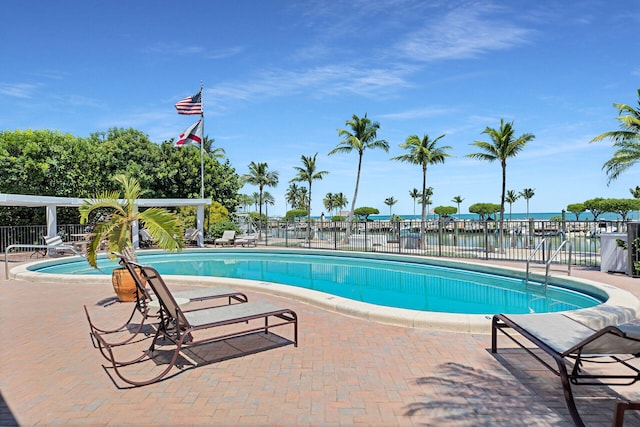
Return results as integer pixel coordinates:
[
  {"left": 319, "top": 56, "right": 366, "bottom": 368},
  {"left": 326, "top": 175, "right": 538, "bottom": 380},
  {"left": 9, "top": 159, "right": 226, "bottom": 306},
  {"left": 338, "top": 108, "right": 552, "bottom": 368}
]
[
  {"left": 84, "top": 252, "right": 248, "bottom": 349},
  {"left": 492, "top": 313, "right": 640, "bottom": 427},
  {"left": 214, "top": 230, "right": 235, "bottom": 246},
  {"left": 92, "top": 262, "right": 298, "bottom": 387}
]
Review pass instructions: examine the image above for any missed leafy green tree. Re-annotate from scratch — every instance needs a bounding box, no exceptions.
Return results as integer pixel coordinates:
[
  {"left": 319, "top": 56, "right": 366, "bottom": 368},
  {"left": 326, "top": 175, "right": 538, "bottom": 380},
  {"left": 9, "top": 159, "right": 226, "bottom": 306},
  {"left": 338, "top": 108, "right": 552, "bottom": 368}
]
[
  {"left": 566, "top": 203, "right": 586, "bottom": 220},
  {"left": 519, "top": 188, "right": 535, "bottom": 219},
  {"left": 468, "top": 120, "right": 534, "bottom": 248},
  {"left": 584, "top": 197, "right": 606, "bottom": 220},
  {"left": 451, "top": 195, "right": 464, "bottom": 220},
  {"left": 285, "top": 209, "right": 309, "bottom": 221},
  {"left": 505, "top": 190, "right": 520, "bottom": 220},
  {"left": 384, "top": 196, "right": 397, "bottom": 217},
  {"left": 469, "top": 203, "right": 501, "bottom": 220},
  {"left": 599, "top": 198, "right": 640, "bottom": 220},
  {"left": 353, "top": 206, "right": 379, "bottom": 221},
  {"left": 391, "top": 133, "right": 452, "bottom": 236},
  {"left": 590, "top": 89, "right": 640, "bottom": 183},
  {"left": 434, "top": 206, "right": 457, "bottom": 217},
  {"left": 242, "top": 162, "right": 279, "bottom": 238},
  {"left": 329, "top": 114, "right": 389, "bottom": 241}
]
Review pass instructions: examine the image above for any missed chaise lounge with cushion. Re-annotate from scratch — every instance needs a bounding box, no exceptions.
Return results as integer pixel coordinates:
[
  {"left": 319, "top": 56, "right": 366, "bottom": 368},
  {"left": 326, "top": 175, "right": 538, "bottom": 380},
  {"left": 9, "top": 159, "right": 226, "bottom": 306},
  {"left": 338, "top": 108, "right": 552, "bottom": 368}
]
[
  {"left": 492, "top": 312, "right": 640, "bottom": 426},
  {"left": 91, "top": 262, "right": 298, "bottom": 386},
  {"left": 214, "top": 230, "right": 235, "bottom": 246}
]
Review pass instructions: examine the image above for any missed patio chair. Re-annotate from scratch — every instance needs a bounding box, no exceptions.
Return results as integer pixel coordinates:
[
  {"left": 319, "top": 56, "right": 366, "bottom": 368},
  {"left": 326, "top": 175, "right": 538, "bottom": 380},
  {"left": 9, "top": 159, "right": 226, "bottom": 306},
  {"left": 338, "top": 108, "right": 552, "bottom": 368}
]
[
  {"left": 234, "top": 234, "right": 257, "bottom": 247},
  {"left": 214, "top": 230, "right": 235, "bottom": 246},
  {"left": 491, "top": 313, "right": 640, "bottom": 427},
  {"left": 31, "top": 234, "right": 78, "bottom": 258},
  {"left": 93, "top": 262, "right": 298, "bottom": 386},
  {"left": 84, "top": 252, "right": 248, "bottom": 349}
]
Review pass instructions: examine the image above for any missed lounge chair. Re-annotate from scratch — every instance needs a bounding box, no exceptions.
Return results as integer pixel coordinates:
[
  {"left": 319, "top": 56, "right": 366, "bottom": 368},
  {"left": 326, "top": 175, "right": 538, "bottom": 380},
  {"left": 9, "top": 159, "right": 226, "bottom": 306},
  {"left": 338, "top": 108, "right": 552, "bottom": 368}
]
[
  {"left": 491, "top": 313, "right": 640, "bottom": 427},
  {"left": 214, "top": 230, "right": 235, "bottom": 246},
  {"left": 84, "top": 252, "right": 248, "bottom": 349},
  {"left": 93, "top": 262, "right": 298, "bottom": 386},
  {"left": 31, "top": 234, "right": 79, "bottom": 258},
  {"left": 234, "top": 234, "right": 257, "bottom": 247}
]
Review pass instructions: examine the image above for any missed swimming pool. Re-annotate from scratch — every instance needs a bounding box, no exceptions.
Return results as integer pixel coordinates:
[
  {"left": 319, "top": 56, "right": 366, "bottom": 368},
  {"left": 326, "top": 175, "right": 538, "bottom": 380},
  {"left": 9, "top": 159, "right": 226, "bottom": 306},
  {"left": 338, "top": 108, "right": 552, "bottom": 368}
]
[{"left": 29, "top": 249, "right": 603, "bottom": 315}]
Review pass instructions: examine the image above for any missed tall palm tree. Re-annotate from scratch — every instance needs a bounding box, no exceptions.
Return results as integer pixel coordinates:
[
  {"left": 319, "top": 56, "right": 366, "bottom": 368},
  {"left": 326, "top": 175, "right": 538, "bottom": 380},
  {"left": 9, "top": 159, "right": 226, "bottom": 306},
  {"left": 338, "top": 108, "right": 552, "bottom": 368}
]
[
  {"left": 251, "top": 192, "right": 260, "bottom": 211},
  {"left": 242, "top": 162, "right": 279, "bottom": 238},
  {"left": 423, "top": 187, "right": 434, "bottom": 220},
  {"left": 391, "top": 133, "right": 452, "bottom": 238},
  {"left": 323, "top": 193, "right": 335, "bottom": 216},
  {"left": 384, "top": 196, "right": 397, "bottom": 217},
  {"left": 297, "top": 187, "right": 309, "bottom": 211},
  {"left": 505, "top": 190, "right": 519, "bottom": 221},
  {"left": 329, "top": 114, "right": 389, "bottom": 241},
  {"left": 203, "top": 136, "right": 226, "bottom": 159},
  {"left": 79, "top": 174, "right": 183, "bottom": 268},
  {"left": 262, "top": 191, "right": 275, "bottom": 220},
  {"left": 290, "top": 153, "right": 329, "bottom": 241},
  {"left": 519, "top": 188, "right": 535, "bottom": 219},
  {"left": 452, "top": 195, "right": 464, "bottom": 220},
  {"left": 285, "top": 183, "right": 301, "bottom": 212},
  {"left": 467, "top": 119, "right": 534, "bottom": 251},
  {"left": 590, "top": 89, "right": 640, "bottom": 184},
  {"left": 334, "top": 192, "right": 348, "bottom": 217},
  {"left": 410, "top": 188, "right": 421, "bottom": 219}
]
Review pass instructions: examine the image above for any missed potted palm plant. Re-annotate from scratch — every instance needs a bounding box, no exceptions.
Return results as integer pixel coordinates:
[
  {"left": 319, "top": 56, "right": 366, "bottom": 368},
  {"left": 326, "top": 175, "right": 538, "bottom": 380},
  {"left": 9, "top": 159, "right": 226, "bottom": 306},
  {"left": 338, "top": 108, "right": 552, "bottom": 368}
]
[{"left": 79, "top": 174, "right": 184, "bottom": 301}]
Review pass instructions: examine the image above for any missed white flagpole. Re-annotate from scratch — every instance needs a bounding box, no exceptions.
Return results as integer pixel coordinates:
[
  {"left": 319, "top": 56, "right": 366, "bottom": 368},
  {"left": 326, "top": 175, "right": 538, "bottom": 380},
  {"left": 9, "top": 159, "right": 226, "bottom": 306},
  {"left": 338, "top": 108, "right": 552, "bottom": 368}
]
[{"left": 199, "top": 80, "right": 205, "bottom": 199}]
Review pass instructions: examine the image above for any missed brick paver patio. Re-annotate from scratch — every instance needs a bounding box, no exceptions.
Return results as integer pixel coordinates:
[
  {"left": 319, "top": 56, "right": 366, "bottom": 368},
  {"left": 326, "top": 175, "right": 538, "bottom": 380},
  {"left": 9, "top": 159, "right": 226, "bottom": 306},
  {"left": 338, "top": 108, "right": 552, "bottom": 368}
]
[{"left": 2, "top": 256, "right": 640, "bottom": 426}]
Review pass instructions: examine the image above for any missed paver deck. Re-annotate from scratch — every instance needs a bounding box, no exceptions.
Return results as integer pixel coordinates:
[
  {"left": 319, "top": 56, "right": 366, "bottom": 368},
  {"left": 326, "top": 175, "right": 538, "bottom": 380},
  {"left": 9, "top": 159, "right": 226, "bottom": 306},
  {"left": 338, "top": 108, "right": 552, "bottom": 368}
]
[{"left": 2, "top": 255, "right": 640, "bottom": 426}]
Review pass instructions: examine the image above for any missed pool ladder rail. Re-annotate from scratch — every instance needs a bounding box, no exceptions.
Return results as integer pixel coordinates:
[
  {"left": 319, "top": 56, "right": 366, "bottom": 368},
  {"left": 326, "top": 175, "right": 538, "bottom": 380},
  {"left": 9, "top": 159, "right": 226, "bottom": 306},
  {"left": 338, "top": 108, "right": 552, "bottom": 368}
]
[{"left": 525, "top": 238, "right": 572, "bottom": 294}]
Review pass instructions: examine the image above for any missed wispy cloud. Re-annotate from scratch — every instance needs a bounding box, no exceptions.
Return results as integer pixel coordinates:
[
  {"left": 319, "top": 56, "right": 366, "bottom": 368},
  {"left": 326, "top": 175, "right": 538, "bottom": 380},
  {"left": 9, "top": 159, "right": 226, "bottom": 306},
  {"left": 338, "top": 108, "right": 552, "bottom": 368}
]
[
  {"left": 396, "top": 3, "right": 533, "bottom": 62},
  {"left": 144, "top": 42, "right": 245, "bottom": 59},
  {"left": 380, "top": 106, "right": 457, "bottom": 120},
  {"left": 0, "top": 82, "right": 42, "bottom": 99}
]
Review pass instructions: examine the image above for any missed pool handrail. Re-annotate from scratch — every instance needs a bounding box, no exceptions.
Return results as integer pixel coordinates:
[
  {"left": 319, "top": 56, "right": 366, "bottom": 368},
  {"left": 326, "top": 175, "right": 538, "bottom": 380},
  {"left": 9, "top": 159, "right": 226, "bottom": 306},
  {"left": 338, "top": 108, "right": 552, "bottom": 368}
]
[{"left": 4, "top": 243, "right": 84, "bottom": 279}]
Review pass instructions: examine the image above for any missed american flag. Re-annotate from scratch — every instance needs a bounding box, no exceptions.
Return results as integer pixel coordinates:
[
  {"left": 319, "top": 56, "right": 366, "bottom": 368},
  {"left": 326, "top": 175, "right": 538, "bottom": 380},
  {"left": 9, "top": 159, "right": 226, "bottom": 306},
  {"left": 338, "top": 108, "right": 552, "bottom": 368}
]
[
  {"left": 174, "top": 91, "right": 203, "bottom": 115},
  {"left": 175, "top": 119, "right": 203, "bottom": 147}
]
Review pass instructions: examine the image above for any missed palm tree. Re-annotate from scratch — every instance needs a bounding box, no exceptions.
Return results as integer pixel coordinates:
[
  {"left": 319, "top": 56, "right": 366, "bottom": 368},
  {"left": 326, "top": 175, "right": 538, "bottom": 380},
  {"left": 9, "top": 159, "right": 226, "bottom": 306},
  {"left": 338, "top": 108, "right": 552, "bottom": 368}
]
[
  {"left": 329, "top": 114, "right": 389, "bottom": 242},
  {"left": 391, "top": 133, "right": 451, "bottom": 238},
  {"left": 79, "top": 174, "right": 183, "bottom": 268},
  {"left": 505, "top": 190, "right": 519, "bottom": 221},
  {"left": 334, "top": 192, "right": 348, "bottom": 217},
  {"left": 251, "top": 192, "right": 260, "bottom": 211},
  {"left": 203, "top": 136, "right": 226, "bottom": 159},
  {"left": 285, "top": 183, "right": 301, "bottom": 212},
  {"left": 410, "top": 188, "right": 421, "bottom": 219},
  {"left": 290, "top": 153, "right": 329, "bottom": 241},
  {"left": 519, "top": 188, "right": 535, "bottom": 219},
  {"left": 423, "top": 187, "right": 434, "bottom": 220},
  {"left": 467, "top": 119, "right": 534, "bottom": 251},
  {"left": 631, "top": 186, "right": 640, "bottom": 199},
  {"left": 384, "top": 196, "right": 397, "bottom": 217},
  {"left": 297, "top": 187, "right": 309, "bottom": 211},
  {"left": 323, "top": 193, "right": 335, "bottom": 217},
  {"left": 590, "top": 89, "right": 640, "bottom": 184},
  {"left": 452, "top": 195, "right": 464, "bottom": 220},
  {"left": 262, "top": 191, "right": 275, "bottom": 220},
  {"left": 242, "top": 162, "right": 279, "bottom": 238}
]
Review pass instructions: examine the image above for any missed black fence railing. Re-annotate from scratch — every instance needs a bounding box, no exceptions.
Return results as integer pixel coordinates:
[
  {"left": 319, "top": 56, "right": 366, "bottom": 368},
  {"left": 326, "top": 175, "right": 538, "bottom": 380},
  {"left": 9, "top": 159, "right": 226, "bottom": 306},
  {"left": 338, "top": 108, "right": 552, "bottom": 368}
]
[
  {"left": 257, "top": 219, "right": 627, "bottom": 267},
  {"left": 2, "top": 219, "right": 629, "bottom": 267}
]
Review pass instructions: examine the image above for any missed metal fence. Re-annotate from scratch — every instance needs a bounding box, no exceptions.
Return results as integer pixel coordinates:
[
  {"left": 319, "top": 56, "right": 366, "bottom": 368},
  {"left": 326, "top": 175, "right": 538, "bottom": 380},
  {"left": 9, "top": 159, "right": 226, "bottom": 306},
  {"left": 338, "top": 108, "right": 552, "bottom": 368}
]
[
  {"left": 258, "top": 219, "right": 627, "bottom": 267},
  {"left": 2, "top": 219, "right": 628, "bottom": 267},
  {"left": 1, "top": 224, "right": 89, "bottom": 253}
]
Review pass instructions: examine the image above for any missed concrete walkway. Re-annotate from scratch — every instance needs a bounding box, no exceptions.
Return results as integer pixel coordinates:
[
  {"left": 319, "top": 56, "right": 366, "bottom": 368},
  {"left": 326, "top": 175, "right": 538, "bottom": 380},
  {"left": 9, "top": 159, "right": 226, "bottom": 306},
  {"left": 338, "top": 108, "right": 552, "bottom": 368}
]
[{"left": 2, "top": 257, "right": 640, "bottom": 426}]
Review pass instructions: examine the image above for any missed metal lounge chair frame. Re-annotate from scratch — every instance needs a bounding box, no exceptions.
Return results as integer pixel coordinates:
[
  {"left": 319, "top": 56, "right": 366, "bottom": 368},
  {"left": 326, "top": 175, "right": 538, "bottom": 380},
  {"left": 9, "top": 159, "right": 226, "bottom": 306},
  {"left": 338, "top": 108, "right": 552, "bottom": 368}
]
[
  {"left": 492, "top": 313, "right": 640, "bottom": 427},
  {"left": 84, "top": 252, "right": 248, "bottom": 349},
  {"left": 94, "top": 262, "right": 298, "bottom": 387}
]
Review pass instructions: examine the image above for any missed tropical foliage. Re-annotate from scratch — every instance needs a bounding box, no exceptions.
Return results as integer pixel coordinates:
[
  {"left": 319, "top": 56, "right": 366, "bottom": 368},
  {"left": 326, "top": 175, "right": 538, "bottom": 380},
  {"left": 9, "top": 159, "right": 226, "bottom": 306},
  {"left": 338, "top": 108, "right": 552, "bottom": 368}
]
[
  {"left": 590, "top": 89, "right": 640, "bottom": 183},
  {"left": 0, "top": 128, "right": 241, "bottom": 225},
  {"left": 79, "top": 174, "right": 184, "bottom": 268}
]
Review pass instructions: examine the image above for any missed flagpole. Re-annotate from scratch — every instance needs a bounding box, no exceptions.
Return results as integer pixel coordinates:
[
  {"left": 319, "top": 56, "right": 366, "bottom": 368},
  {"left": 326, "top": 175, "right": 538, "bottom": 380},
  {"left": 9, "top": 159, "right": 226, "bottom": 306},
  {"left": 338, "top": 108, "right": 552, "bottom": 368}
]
[{"left": 199, "top": 80, "right": 205, "bottom": 199}]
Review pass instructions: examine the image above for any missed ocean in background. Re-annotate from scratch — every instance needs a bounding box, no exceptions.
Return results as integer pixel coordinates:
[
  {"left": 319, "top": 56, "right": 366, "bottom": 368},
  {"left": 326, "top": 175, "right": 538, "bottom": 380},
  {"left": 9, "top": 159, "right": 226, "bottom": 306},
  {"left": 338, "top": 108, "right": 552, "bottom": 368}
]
[{"left": 316, "top": 212, "right": 638, "bottom": 221}]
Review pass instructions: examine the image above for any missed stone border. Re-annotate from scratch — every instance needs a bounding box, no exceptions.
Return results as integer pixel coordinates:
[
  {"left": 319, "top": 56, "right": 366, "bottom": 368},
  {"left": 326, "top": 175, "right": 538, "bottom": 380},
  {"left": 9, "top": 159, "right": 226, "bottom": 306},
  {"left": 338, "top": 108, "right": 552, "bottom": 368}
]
[{"left": 10, "top": 248, "right": 640, "bottom": 333}]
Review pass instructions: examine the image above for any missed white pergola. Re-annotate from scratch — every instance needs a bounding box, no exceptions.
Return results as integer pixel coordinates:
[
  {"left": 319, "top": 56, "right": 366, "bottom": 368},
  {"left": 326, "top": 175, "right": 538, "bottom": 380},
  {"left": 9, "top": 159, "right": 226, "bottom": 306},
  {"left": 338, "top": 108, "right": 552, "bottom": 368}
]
[{"left": 0, "top": 193, "right": 211, "bottom": 248}]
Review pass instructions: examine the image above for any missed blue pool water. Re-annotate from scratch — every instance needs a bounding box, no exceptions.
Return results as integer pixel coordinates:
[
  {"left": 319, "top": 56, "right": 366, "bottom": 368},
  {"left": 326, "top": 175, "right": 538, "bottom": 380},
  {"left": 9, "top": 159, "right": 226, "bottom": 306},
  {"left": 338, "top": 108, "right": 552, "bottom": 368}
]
[{"left": 32, "top": 250, "right": 603, "bottom": 315}]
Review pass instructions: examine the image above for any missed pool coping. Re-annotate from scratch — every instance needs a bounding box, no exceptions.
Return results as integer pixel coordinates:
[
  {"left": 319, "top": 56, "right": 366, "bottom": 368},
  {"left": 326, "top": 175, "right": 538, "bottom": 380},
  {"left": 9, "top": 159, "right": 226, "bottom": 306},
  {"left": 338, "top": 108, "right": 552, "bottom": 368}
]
[{"left": 10, "top": 248, "right": 640, "bottom": 333}]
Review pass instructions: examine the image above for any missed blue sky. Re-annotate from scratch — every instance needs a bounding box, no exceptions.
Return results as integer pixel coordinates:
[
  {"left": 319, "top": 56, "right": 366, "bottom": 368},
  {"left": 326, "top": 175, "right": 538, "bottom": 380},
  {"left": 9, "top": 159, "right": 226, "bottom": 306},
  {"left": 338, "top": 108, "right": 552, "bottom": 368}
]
[{"left": 1, "top": 0, "right": 639, "bottom": 217}]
